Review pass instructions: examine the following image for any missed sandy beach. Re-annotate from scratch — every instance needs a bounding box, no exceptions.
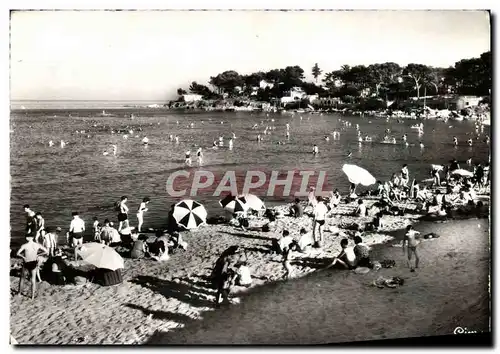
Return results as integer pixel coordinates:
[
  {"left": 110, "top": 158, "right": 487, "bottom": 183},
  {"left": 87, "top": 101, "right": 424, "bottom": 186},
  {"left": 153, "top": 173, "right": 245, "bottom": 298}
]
[{"left": 9, "top": 199, "right": 490, "bottom": 345}]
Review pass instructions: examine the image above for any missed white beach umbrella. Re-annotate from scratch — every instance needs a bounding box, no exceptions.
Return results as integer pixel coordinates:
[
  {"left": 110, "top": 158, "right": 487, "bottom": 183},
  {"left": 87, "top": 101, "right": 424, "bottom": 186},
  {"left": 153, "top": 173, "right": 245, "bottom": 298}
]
[
  {"left": 431, "top": 164, "right": 444, "bottom": 171},
  {"left": 451, "top": 169, "right": 474, "bottom": 178},
  {"left": 219, "top": 195, "right": 250, "bottom": 214},
  {"left": 342, "top": 164, "right": 376, "bottom": 186},
  {"left": 77, "top": 242, "right": 124, "bottom": 271},
  {"left": 238, "top": 193, "right": 266, "bottom": 212},
  {"left": 173, "top": 199, "right": 208, "bottom": 230}
]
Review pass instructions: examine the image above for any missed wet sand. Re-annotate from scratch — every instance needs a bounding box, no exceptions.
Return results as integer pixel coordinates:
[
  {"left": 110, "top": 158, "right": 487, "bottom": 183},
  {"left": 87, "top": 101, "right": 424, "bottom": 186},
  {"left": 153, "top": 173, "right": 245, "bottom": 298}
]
[{"left": 10, "top": 200, "right": 490, "bottom": 344}]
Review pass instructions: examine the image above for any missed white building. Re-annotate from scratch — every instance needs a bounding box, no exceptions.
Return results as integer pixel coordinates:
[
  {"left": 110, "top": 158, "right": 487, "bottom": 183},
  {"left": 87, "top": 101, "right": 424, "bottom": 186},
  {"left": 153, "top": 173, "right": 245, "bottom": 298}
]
[
  {"left": 259, "top": 80, "right": 274, "bottom": 89},
  {"left": 183, "top": 94, "right": 203, "bottom": 102}
]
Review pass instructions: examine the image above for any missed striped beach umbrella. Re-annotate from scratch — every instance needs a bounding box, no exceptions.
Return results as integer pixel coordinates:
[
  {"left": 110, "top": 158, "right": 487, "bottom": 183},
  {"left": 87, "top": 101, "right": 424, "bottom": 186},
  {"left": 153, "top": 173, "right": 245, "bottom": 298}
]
[
  {"left": 219, "top": 195, "right": 249, "bottom": 214},
  {"left": 238, "top": 193, "right": 266, "bottom": 212},
  {"left": 173, "top": 199, "right": 208, "bottom": 230}
]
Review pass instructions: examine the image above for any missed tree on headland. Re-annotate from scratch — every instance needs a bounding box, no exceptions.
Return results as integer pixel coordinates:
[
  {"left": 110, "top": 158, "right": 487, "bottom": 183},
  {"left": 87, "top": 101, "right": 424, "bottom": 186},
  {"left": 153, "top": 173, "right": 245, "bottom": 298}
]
[
  {"left": 209, "top": 70, "right": 244, "bottom": 96},
  {"left": 367, "top": 62, "right": 402, "bottom": 98},
  {"left": 402, "top": 64, "right": 433, "bottom": 99},
  {"left": 189, "top": 81, "right": 214, "bottom": 99},
  {"left": 177, "top": 88, "right": 187, "bottom": 96},
  {"left": 312, "top": 63, "right": 323, "bottom": 83}
]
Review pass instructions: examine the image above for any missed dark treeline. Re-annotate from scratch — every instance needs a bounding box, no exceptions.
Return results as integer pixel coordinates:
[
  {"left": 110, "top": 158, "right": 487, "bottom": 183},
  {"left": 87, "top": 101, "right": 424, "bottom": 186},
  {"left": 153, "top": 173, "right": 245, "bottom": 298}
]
[{"left": 176, "top": 51, "right": 491, "bottom": 105}]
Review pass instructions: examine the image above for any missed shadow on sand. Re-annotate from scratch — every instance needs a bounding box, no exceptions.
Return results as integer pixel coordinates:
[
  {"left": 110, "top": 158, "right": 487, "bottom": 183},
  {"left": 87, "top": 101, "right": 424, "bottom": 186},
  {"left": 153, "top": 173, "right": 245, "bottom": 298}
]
[{"left": 130, "top": 275, "right": 214, "bottom": 308}]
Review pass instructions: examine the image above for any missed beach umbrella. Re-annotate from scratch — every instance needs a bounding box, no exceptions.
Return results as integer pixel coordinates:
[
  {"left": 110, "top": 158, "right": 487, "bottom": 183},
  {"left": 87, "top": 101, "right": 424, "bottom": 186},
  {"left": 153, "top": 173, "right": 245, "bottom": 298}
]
[
  {"left": 238, "top": 193, "right": 266, "bottom": 212},
  {"left": 77, "top": 242, "right": 124, "bottom": 271},
  {"left": 451, "top": 169, "right": 474, "bottom": 178},
  {"left": 431, "top": 164, "right": 444, "bottom": 171},
  {"left": 219, "top": 195, "right": 249, "bottom": 214},
  {"left": 172, "top": 199, "right": 208, "bottom": 230},
  {"left": 342, "top": 164, "right": 376, "bottom": 186}
]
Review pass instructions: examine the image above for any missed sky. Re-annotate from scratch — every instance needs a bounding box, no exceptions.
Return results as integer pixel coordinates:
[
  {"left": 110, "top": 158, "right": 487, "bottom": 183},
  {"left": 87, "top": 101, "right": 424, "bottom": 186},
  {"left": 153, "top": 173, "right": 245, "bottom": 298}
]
[{"left": 10, "top": 10, "right": 491, "bottom": 101}]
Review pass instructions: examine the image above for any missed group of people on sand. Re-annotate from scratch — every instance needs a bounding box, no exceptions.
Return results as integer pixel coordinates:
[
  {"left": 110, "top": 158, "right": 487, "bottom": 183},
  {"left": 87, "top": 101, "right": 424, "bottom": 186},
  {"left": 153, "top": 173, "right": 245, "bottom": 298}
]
[{"left": 15, "top": 196, "right": 157, "bottom": 298}]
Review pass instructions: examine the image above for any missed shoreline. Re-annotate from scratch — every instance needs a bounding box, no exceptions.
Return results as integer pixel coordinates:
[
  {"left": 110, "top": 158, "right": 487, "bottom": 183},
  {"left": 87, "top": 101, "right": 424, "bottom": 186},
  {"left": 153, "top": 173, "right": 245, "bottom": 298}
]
[{"left": 9, "top": 196, "right": 490, "bottom": 344}]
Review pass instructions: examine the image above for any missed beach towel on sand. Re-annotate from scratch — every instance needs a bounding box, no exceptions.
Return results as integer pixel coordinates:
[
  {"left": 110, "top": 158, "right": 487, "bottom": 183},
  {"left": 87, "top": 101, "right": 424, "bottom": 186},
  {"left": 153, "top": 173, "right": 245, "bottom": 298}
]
[{"left": 372, "top": 276, "right": 404, "bottom": 288}]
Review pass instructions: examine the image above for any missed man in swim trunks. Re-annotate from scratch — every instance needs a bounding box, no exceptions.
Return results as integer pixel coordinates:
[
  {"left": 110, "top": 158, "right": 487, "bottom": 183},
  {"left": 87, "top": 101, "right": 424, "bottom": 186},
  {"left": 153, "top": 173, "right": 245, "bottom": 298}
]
[
  {"left": 402, "top": 225, "right": 420, "bottom": 272},
  {"left": 118, "top": 196, "right": 129, "bottom": 232},
  {"left": 69, "top": 212, "right": 85, "bottom": 258},
  {"left": 312, "top": 197, "right": 328, "bottom": 248},
  {"left": 17, "top": 235, "right": 48, "bottom": 299}
]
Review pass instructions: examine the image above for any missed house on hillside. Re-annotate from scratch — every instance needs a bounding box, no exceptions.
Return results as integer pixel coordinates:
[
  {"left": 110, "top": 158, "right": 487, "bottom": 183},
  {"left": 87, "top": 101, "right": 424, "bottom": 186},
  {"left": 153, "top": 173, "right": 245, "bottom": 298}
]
[
  {"left": 315, "top": 97, "right": 341, "bottom": 107},
  {"left": 453, "top": 95, "right": 483, "bottom": 110},
  {"left": 280, "top": 87, "right": 306, "bottom": 105},
  {"left": 183, "top": 94, "right": 203, "bottom": 102},
  {"left": 259, "top": 80, "right": 274, "bottom": 89}
]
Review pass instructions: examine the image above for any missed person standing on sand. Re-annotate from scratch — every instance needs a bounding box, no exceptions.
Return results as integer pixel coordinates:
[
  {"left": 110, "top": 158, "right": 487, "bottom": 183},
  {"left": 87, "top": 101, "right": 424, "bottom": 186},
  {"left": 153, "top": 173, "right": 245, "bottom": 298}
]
[
  {"left": 43, "top": 227, "right": 60, "bottom": 257},
  {"left": 17, "top": 235, "right": 48, "bottom": 299},
  {"left": 136, "top": 197, "right": 150, "bottom": 232},
  {"left": 403, "top": 225, "right": 420, "bottom": 272},
  {"left": 312, "top": 144, "right": 319, "bottom": 155},
  {"left": 92, "top": 217, "right": 100, "bottom": 242},
  {"left": 312, "top": 197, "right": 328, "bottom": 248},
  {"left": 118, "top": 196, "right": 129, "bottom": 232},
  {"left": 69, "top": 212, "right": 85, "bottom": 258}
]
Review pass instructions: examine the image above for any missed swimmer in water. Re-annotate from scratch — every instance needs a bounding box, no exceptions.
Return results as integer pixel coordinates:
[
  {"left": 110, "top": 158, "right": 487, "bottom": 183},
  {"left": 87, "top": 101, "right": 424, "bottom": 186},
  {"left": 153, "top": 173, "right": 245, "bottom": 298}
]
[
  {"left": 402, "top": 134, "right": 407, "bottom": 142},
  {"left": 185, "top": 150, "right": 192, "bottom": 166},
  {"left": 257, "top": 134, "right": 262, "bottom": 142},
  {"left": 112, "top": 145, "right": 117, "bottom": 156},
  {"left": 228, "top": 138, "right": 233, "bottom": 150},
  {"left": 391, "top": 137, "right": 397, "bottom": 144},
  {"left": 169, "top": 134, "right": 173, "bottom": 141},
  {"left": 196, "top": 148, "right": 203, "bottom": 165},
  {"left": 286, "top": 131, "right": 290, "bottom": 139},
  {"left": 364, "top": 135, "right": 371, "bottom": 142},
  {"left": 358, "top": 136, "right": 363, "bottom": 143},
  {"left": 48, "top": 140, "right": 54, "bottom": 147},
  {"left": 467, "top": 138, "right": 473, "bottom": 147},
  {"left": 212, "top": 140, "right": 218, "bottom": 149},
  {"left": 325, "top": 135, "right": 330, "bottom": 142},
  {"left": 356, "top": 124, "right": 359, "bottom": 130},
  {"left": 175, "top": 136, "right": 179, "bottom": 144},
  {"left": 218, "top": 136, "right": 224, "bottom": 147},
  {"left": 190, "top": 123, "right": 194, "bottom": 128},
  {"left": 232, "top": 132, "right": 236, "bottom": 139},
  {"left": 453, "top": 136, "right": 458, "bottom": 146},
  {"left": 60, "top": 140, "right": 66, "bottom": 148},
  {"left": 313, "top": 145, "right": 319, "bottom": 155},
  {"left": 286, "top": 123, "right": 290, "bottom": 131},
  {"left": 419, "top": 142, "right": 424, "bottom": 149},
  {"left": 142, "top": 136, "right": 149, "bottom": 145}
]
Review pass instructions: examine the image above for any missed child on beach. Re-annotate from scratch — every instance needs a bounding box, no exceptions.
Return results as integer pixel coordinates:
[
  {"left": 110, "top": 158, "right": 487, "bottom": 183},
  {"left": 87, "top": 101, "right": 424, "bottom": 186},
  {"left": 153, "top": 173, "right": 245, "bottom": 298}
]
[
  {"left": 329, "top": 238, "right": 356, "bottom": 270},
  {"left": 93, "top": 217, "right": 100, "bottom": 242},
  {"left": 353, "top": 236, "right": 372, "bottom": 268},
  {"left": 17, "top": 235, "right": 48, "bottom": 299},
  {"left": 185, "top": 150, "right": 192, "bottom": 166},
  {"left": 42, "top": 227, "right": 60, "bottom": 257},
  {"left": 402, "top": 225, "right": 420, "bottom": 272},
  {"left": 136, "top": 197, "right": 150, "bottom": 232}
]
